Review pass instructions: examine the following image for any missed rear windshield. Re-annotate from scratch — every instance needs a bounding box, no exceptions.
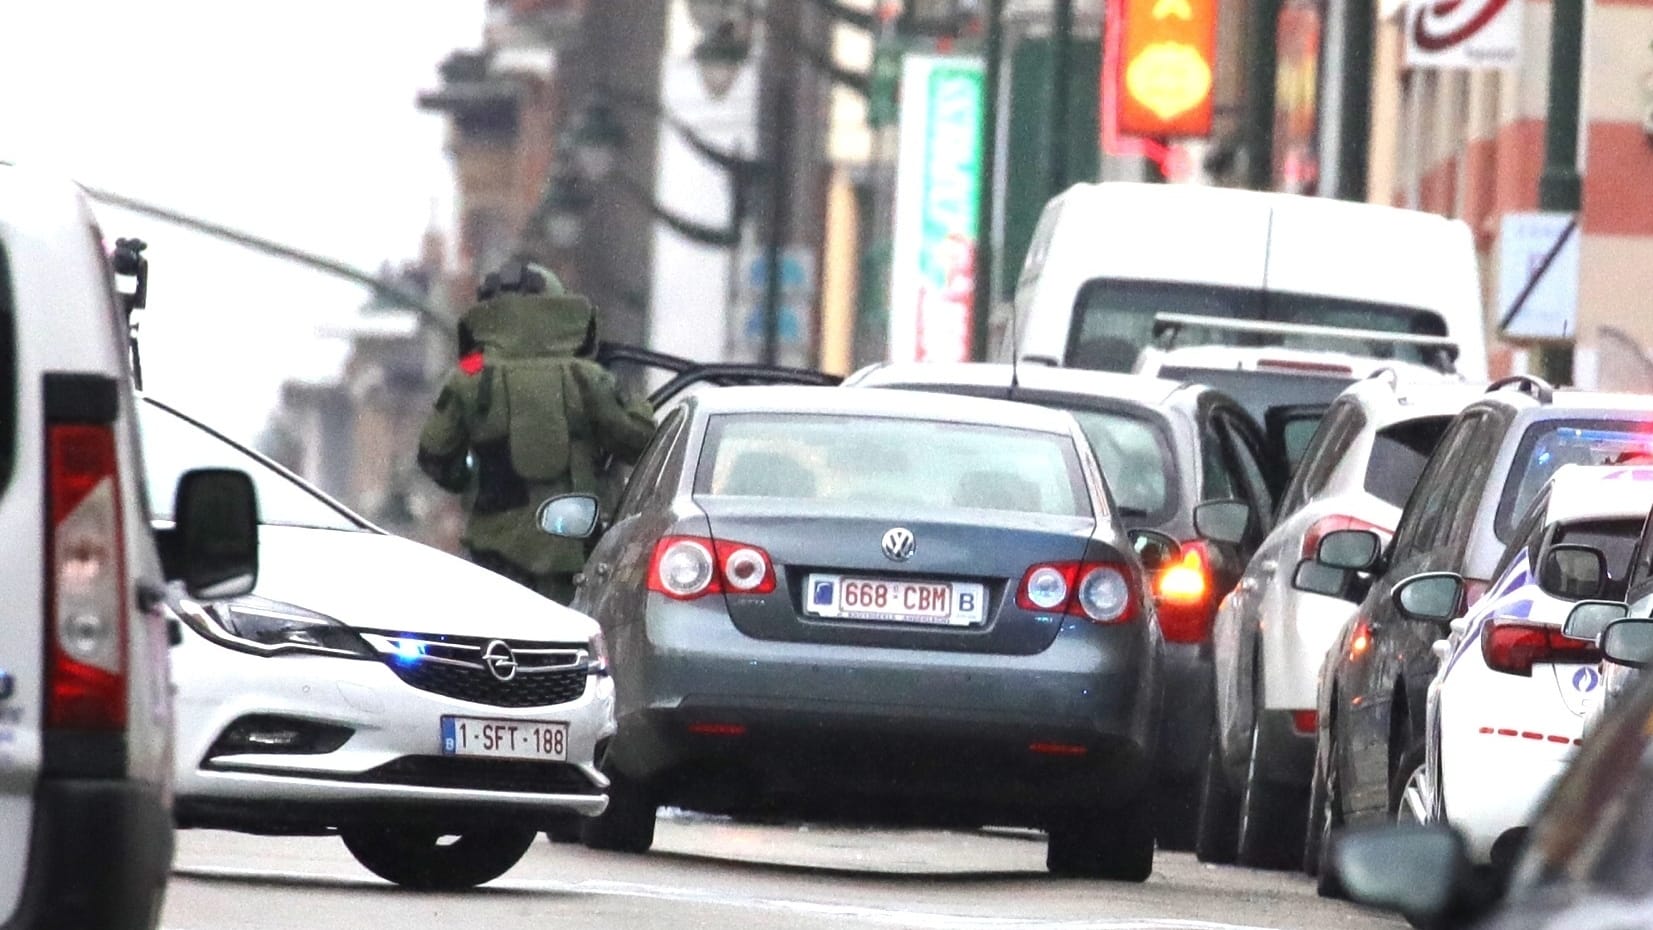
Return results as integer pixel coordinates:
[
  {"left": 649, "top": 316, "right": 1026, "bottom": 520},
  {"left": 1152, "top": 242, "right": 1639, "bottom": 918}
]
[
  {"left": 1552, "top": 519, "right": 1644, "bottom": 600},
  {"left": 140, "top": 401, "right": 362, "bottom": 531},
  {"left": 1498, "top": 421, "right": 1653, "bottom": 539},
  {"left": 1157, "top": 366, "right": 1351, "bottom": 428},
  {"left": 1067, "top": 279, "right": 1453, "bottom": 372},
  {"left": 695, "top": 414, "right": 1093, "bottom": 518},
  {"left": 1364, "top": 416, "right": 1454, "bottom": 508},
  {"left": 1061, "top": 408, "right": 1175, "bottom": 522}
]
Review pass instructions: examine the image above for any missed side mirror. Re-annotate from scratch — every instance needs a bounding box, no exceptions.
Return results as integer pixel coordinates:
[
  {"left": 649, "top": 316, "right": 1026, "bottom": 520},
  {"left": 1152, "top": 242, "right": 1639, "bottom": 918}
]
[
  {"left": 536, "top": 493, "right": 600, "bottom": 539},
  {"left": 1332, "top": 824, "right": 1480, "bottom": 926},
  {"left": 1562, "top": 600, "right": 1630, "bottom": 643},
  {"left": 172, "top": 469, "right": 259, "bottom": 601},
  {"left": 1601, "top": 618, "right": 1653, "bottom": 670},
  {"left": 1317, "top": 529, "right": 1383, "bottom": 571},
  {"left": 1193, "top": 499, "right": 1250, "bottom": 546},
  {"left": 1292, "top": 559, "right": 1352, "bottom": 598},
  {"left": 1392, "top": 572, "right": 1466, "bottom": 624},
  {"left": 1538, "top": 544, "right": 1608, "bottom": 601},
  {"left": 1127, "top": 529, "right": 1181, "bottom": 573}
]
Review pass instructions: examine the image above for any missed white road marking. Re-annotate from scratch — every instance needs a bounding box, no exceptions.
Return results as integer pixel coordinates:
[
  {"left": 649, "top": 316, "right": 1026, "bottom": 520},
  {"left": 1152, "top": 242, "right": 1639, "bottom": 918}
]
[{"left": 173, "top": 865, "right": 1284, "bottom": 930}]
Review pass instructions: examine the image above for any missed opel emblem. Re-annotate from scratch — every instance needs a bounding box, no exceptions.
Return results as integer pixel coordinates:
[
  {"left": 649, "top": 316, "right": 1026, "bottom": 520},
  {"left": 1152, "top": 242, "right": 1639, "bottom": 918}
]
[
  {"left": 482, "top": 640, "right": 518, "bottom": 682},
  {"left": 881, "top": 527, "right": 916, "bottom": 562}
]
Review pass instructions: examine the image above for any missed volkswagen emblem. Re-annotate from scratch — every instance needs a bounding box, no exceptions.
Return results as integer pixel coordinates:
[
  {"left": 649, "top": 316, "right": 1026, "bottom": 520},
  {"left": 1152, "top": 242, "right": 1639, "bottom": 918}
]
[
  {"left": 482, "top": 640, "right": 518, "bottom": 682},
  {"left": 881, "top": 527, "right": 916, "bottom": 562}
]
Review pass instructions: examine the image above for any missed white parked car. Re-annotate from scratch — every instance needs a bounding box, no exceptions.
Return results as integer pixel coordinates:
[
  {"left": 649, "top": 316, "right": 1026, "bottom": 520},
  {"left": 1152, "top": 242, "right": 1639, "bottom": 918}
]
[
  {"left": 0, "top": 164, "right": 261, "bottom": 929},
  {"left": 140, "top": 397, "right": 616, "bottom": 890},
  {"left": 1002, "top": 181, "right": 1488, "bottom": 380},
  {"left": 1391, "top": 464, "right": 1653, "bottom": 868},
  {"left": 1198, "top": 374, "right": 1481, "bottom": 867}
]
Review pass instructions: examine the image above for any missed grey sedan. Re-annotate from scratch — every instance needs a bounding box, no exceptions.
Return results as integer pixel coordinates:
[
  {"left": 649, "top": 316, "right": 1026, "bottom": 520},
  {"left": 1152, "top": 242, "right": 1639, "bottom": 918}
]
[{"left": 541, "top": 386, "right": 1169, "bottom": 879}]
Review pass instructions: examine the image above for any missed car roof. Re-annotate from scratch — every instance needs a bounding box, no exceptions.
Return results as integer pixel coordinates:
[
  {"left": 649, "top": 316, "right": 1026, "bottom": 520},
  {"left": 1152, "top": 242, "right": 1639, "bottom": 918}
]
[
  {"left": 1052, "top": 181, "right": 1466, "bottom": 230},
  {"left": 849, "top": 362, "right": 1187, "bottom": 407},
  {"left": 688, "top": 384, "right": 1086, "bottom": 436},
  {"left": 1542, "top": 466, "right": 1653, "bottom": 525},
  {"left": 1339, "top": 375, "right": 1487, "bottom": 420}
]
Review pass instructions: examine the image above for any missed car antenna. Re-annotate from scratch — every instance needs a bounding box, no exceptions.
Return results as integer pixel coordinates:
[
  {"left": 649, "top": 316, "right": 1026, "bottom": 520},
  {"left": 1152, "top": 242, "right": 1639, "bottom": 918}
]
[{"left": 1007, "top": 301, "right": 1021, "bottom": 399}]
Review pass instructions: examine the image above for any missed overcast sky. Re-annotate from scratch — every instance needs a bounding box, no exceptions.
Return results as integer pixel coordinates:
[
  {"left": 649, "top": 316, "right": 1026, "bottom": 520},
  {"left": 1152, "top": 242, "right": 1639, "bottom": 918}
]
[{"left": 0, "top": 1, "right": 483, "bottom": 441}]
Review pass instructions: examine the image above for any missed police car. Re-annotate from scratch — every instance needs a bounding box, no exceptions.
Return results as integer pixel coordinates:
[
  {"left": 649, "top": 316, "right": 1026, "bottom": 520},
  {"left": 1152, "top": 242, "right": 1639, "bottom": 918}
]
[{"left": 1387, "top": 465, "right": 1653, "bottom": 867}]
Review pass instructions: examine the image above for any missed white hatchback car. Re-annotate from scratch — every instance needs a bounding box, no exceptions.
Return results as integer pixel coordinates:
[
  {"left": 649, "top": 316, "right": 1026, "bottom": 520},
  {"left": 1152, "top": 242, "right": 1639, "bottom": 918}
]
[
  {"left": 1391, "top": 464, "right": 1653, "bottom": 867},
  {"left": 1200, "top": 374, "right": 1481, "bottom": 867},
  {"left": 140, "top": 397, "right": 615, "bottom": 890}
]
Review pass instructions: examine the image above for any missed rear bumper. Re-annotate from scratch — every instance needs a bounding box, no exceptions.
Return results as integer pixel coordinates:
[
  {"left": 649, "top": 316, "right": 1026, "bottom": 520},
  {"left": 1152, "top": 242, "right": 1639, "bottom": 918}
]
[
  {"left": 607, "top": 601, "right": 1158, "bottom": 825},
  {"left": 2, "top": 778, "right": 172, "bottom": 930}
]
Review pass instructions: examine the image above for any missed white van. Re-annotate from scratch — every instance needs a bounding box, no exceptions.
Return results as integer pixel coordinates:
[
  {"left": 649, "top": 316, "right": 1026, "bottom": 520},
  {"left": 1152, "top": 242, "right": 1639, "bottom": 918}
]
[
  {"left": 0, "top": 164, "right": 259, "bottom": 929},
  {"left": 1003, "top": 182, "right": 1488, "bottom": 380}
]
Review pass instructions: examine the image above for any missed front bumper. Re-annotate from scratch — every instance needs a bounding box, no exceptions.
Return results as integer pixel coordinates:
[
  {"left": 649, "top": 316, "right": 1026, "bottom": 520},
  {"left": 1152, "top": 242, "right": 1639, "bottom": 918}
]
[
  {"left": 172, "top": 632, "right": 615, "bottom": 832},
  {"left": 607, "top": 599, "right": 1158, "bottom": 826},
  {"left": 1, "top": 778, "right": 171, "bottom": 930}
]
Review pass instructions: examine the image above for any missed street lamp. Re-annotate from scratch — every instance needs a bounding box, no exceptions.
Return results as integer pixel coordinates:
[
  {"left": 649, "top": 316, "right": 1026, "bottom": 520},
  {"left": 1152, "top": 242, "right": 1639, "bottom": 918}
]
[
  {"left": 541, "top": 171, "right": 594, "bottom": 249},
  {"left": 568, "top": 102, "right": 627, "bottom": 182}
]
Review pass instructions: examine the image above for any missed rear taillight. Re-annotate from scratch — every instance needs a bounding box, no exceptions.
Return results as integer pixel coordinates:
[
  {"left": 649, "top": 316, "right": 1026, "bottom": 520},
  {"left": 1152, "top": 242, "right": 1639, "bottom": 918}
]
[
  {"left": 46, "top": 424, "right": 128, "bottom": 730},
  {"left": 1481, "top": 619, "right": 1602, "bottom": 677},
  {"left": 647, "top": 535, "right": 776, "bottom": 600},
  {"left": 1017, "top": 561, "right": 1136, "bottom": 624},
  {"left": 1155, "top": 541, "right": 1215, "bottom": 644},
  {"left": 1301, "top": 515, "right": 1391, "bottom": 561}
]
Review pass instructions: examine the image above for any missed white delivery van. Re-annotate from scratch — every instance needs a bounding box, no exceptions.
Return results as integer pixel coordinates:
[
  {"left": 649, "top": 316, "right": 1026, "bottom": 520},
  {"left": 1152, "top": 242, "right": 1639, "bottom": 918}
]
[
  {"left": 1003, "top": 182, "right": 1488, "bottom": 381},
  {"left": 0, "top": 163, "right": 259, "bottom": 929}
]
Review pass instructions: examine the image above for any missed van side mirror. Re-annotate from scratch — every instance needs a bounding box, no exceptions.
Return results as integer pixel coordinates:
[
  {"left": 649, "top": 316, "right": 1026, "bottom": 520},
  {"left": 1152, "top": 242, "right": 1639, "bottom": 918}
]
[
  {"left": 1127, "top": 529, "right": 1181, "bottom": 573},
  {"left": 1602, "top": 618, "right": 1653, "bottom": 669},
  {"left": 1539, "top": 544, "right": 1608, "bottom": 601},
  {"left": 1316, "top": 529, "right": 1383, "bottom": 571},
  {"left": 1562, "top": 600, "right": 1630, "bottom": 642},
  {"left": 1393, "top": 572, "right": 1466, "bottom": 624},
  {"left": 171, "top": 469, "right": 259, "bottom": 600},
  {"left": 1193, "top": 499, "right": 1251, "bottom": 546}
]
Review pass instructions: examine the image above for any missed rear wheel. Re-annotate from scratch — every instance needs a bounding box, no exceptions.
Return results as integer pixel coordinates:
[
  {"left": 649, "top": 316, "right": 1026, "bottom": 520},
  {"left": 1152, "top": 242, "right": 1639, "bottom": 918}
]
[
  {"left": 544, "top": 814, "right": 583, "bottom": 844},
  {"left": 1312, "top": 725, "right": 1346, "bottom": 899},
  {"left": 1047, "top": 802, "right": 1155, "bottom": 881},
  {"left": 1194, "top": 721, "right": 1239, "bottom": 864},
  {"left": 1236, "top": 716, "right": 1308, "bottom": 870},
  {"left": 340, "top": 825, "right": 536, "bottom": 890},
  {"left": 581, "top": 772, "right": 657, "bottom": 853},
  {"left": 1390, "top": 743, "right": 1430, "bottom": 825}
]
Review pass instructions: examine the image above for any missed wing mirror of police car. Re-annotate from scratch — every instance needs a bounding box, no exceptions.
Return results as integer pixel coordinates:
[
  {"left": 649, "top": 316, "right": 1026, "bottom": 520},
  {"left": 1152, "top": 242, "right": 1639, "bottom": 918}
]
[
  {"left": 1538, "top": 544, "right": 1608, "bottom": 601},
  {"left": 1193, "top": 499, "right": 1251, "bottom": 546},
  {"left": 1601, "top": 617, "right": 1653, "bottom": 670},
  {"left": 1127, "top": 529, "right": 1181, "bottom": 572},
  {"left": 1392, "top": 572, "right": 1466, "bottom": 623},
  {"left": 1562, "top": 600, "right": 1630, "bottom": 643},
  {"left": 536, "top": 493, "right": 601, "bottom": 539},
  {"left": 169, "top": 468, "right": 259, "bottom": 601}
]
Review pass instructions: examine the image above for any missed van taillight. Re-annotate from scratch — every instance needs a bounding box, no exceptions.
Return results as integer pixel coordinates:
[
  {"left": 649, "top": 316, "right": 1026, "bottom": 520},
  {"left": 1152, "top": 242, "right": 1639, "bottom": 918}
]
[
  {"left": 1481, "top": 619, "right": 1600, "bottom": 677},
  {"left": 1155, "top": 541, "right": 1214, "bottom": 644},
  {"left": 46, "top": 423, "right": 127, "bottom": 730}
]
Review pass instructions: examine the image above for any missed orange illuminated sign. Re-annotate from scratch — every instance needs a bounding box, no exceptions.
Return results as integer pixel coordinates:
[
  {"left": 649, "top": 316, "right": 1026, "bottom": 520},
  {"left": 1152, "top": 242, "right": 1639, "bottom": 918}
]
[{"left": 1116, "top": 0, "right": 1218, "bottom": 139}]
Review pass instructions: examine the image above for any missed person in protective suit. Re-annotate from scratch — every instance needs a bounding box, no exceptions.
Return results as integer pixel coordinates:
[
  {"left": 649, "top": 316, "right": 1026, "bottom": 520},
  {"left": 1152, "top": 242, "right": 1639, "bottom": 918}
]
[{"left": 418, "top": 260, "right": 655, "bottom": 604}]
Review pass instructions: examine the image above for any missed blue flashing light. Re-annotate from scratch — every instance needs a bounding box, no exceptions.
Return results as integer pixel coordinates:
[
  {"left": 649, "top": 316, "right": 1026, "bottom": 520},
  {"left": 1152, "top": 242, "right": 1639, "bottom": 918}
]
[{"left": 391, "top": 639, "right": 425, "bottom": 664}]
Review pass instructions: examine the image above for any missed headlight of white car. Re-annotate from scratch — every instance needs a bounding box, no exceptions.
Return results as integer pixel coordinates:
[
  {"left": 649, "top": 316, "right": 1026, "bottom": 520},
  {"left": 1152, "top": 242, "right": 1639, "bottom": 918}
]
[{"left": 177, "top": 596, "right": 374, "bottom": 660}]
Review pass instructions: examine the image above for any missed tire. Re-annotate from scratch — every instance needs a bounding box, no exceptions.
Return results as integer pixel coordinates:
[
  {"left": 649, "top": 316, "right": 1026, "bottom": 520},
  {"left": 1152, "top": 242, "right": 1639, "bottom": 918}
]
[
  {"left": 1312, "top": 725, "right": 1346, "bottom": 899},
  {"left": 1302, "top": 747, "right": 1328, "bottom": 877},
  {"left": 1152, "top": 776, "right": 1199, "bottom": 852},
  {"left": 1390, "top": 742, "right": 1430, "bottom": 825},
  {"left": 1047, "top": 802, "right": 1155, "bottom": 881},
  {"left": 340, "top": 825, "right": 536, "bottom": 890},
  {"left": 1194, "top": 718, "right": 1240, "bottom": 864},
  {"left": 1235, "top": 716, "right": 1308, "bottom": 870},
  {"left": 544, "top": 814, "right": 583, "bottom": 845},
  {"left": 581, "top": 771, "right": 656, "bottom": 853}
]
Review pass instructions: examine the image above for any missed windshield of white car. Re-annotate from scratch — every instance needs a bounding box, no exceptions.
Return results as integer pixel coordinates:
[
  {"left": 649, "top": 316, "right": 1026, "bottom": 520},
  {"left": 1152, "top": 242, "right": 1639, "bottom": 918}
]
[
  {"left": 1067, "top": 278, "right": 1453, "bottom": 373},
  {"left": 695, "top": 414, "right": 1094, "bottom": 518},
  {"left": 1498, "top": 422, "right": 1653, "bottom": 540},
  {"left": 139, "top": 400, "right": 364, "bottom": 531},
  {"left": 1364, "top": 416, "right": 1454, "bottom": 509}
]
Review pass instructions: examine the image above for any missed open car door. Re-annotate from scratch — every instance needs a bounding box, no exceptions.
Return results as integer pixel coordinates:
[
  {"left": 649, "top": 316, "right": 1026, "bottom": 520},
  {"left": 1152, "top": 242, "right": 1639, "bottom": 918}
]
[
  {"left": 596, "top": 342, "right": 842, "bottom": 409},
  {"left": 1264, "top": 403, "right": 1330, "bottom": 478}
]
